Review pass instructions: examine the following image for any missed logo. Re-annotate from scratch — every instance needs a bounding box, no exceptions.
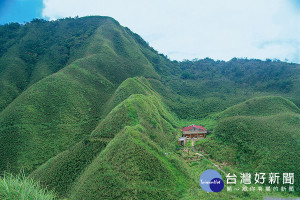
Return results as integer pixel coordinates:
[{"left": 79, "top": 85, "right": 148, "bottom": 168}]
[{"left": 199, "top": 169, "right": 224, "bottom": 192}]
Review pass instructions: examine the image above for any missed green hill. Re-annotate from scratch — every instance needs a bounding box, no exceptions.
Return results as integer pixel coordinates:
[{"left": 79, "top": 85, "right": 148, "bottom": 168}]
[
  {"left": 195, "top": 96, "right": 300, "bottom": 193},
  {"left": 0, "top": 17, "right": 162, "bottom": 173},
  {"left": 219, "top": 96, "right": 300, "bottom": 118},
  {"left": 30, "top": 79, "right": 192, "bottom": 199}
]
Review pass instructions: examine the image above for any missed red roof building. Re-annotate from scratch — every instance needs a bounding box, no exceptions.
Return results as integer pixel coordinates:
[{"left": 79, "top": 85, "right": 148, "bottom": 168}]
[{"left": 182, "top": 124, "right": 207, "bottom": 139}]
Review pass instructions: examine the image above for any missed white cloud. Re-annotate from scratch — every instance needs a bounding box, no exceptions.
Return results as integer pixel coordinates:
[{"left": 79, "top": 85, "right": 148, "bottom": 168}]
[{"left": 42, "top": 0, "right": 300, "bottom": 63}]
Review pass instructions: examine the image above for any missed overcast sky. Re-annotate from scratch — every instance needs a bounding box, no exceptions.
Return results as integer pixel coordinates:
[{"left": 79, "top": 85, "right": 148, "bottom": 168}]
[{"left": 0, "top": 0, "right": 300, "bottom": 63}]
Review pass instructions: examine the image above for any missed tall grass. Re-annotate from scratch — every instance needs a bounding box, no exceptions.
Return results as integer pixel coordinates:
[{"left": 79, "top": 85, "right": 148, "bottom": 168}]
[{"left": 0, "top": 172, "right": 56, "bottom": 200}]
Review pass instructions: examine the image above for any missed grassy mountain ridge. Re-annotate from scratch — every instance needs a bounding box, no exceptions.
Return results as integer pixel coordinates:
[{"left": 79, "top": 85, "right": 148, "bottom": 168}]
[
  {"left": 30, "top": 79, "right": 191, "bottom": 199},
  {"left": 1, "top": 16, "right": 300, "bottom": 199},
  {"left": 0, "top": 17, "right": 163, "bottom": 173},
  {"left": 69, "top": 125, "right": 186, "bottom": 200},
  {"left": 102, "top": 77, "right": 156, "bottom": 116},
  {"left": 0, "top": 16, "right": 110, "bottom": 112}
]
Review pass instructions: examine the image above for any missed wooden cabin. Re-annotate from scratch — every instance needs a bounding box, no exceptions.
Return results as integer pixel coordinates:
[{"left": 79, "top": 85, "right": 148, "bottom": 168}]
[
  {"left": 178, "top": 137, "right": 187, "bottom": 146},
  {"left": 182, "top": 124, "right": 207, "bottom": 139}
]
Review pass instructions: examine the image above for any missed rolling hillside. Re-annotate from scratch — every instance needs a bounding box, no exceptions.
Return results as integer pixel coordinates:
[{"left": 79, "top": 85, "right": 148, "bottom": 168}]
[{"left": 195, "top": 96, "right": 300, "bottom": 193}]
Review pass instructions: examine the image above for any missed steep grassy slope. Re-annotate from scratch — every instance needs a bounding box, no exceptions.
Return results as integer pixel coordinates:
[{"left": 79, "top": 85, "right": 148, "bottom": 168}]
[
  {"left": 0, "top": 17, "right": 104, "bottom": 112},
  {"left": 0, "top": 17, "right": 162, "bottom": 173},
  {"left": 102, "top": 77, "right": 156, "bottom": 116},
  {"left": 195, "top": 96, "right": 300, "bottom": 193},
  {"left": 30, "top": 79, "right": 192, "bottom": 199},
  {"left": 0, "top": 64, "right": 114, "bottom": 172},
  {"left": 29, "top": 138, "right": 109, "bottom": 197},
  {"left": 70, "top": 125, "right": 188, "bottom": 200}
]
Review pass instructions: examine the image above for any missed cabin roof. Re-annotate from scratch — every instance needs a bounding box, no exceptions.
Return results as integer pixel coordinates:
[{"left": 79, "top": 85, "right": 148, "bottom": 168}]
[{"left": 182, "top": 124, "right": 207, "bottom": 131}]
